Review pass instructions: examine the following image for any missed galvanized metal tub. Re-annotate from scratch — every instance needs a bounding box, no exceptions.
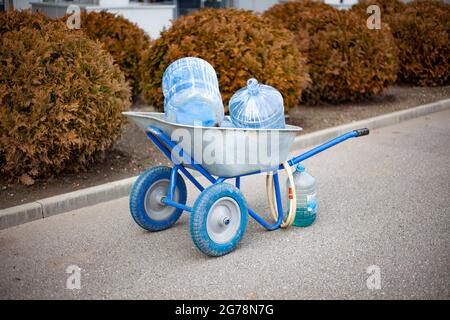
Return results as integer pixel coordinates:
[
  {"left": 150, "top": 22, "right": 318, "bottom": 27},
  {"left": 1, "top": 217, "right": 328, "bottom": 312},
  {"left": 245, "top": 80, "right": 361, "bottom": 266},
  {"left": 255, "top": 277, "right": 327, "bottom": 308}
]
[{"left": 123, "top": 112, "right": 302, "bottom": 177}]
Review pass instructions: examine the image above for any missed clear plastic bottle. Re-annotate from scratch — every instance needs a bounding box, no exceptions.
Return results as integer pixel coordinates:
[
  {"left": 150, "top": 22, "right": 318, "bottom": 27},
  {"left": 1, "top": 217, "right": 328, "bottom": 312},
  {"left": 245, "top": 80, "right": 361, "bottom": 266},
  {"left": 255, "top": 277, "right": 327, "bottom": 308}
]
[
  {"left": 288, "top": 164, "right": 317, "bottom": 227},
  {"left": 220, "top": 116, "right": 235, "bottom": 128},
  {"left": 228, "top": 78, "right": 285, "bottom": 129},
  {"left": 162, "top": 57, "right": 224, "bottom": 127}
]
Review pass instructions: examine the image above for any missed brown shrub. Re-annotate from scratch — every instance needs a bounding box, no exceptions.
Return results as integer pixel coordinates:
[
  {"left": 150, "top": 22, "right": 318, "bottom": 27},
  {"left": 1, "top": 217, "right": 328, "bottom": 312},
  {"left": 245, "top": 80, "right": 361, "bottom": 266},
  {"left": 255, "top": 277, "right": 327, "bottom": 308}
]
[
  {"left": 75, "top": 11, "right": 151, "bottom": 96},
  {"left": 0, "top": 11, "right": 131, "bottom": 183},
  {"left": 388, "top": 0, "right": 449, "bottom": 86},
  {"left": 264, "top": 0, "right": 399, "bottom": 103},
  {"left": 140, "top": 8, "right": 309, "bottom": 112},
  {"left": 0, "top": 9, "right": 67, "bottom": 34}
]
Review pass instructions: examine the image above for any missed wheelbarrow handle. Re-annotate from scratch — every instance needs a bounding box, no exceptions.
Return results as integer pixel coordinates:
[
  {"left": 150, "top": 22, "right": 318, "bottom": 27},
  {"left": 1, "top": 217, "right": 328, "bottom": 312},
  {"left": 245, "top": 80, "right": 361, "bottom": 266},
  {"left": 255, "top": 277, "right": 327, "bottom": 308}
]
[
  {"left": 354, "top": 128, "right": 370, "bottom": 137},
  {"left": 287, "top": 128, "right": 370, "bottom": 168}
]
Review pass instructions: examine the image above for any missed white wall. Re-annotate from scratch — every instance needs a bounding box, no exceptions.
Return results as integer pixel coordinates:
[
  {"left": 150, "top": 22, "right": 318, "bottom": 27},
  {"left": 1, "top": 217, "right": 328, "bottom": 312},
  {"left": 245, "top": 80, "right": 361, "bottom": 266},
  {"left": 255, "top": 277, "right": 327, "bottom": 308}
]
[
  {"left": 30, "top": 2, "right": 175, "bottom": 39},
  {"left": 95, "top": 6, "right": 175, "bottom": 39},
  {"left": 232, "top": 0, "right": 278, "bottom": 12},
  {"left": 6, "top": 0, "right": 34, "bottom": 10},
  {"left": 324, "top": 0, "right": 358, "bottom": 9}
]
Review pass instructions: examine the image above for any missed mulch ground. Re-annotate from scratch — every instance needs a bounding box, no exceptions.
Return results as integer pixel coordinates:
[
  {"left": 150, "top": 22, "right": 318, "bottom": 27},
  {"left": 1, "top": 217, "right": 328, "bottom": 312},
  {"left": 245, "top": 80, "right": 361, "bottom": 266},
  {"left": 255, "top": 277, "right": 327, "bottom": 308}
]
[{"left": 1, "top": 84, "right": 449, "bottom": 209}]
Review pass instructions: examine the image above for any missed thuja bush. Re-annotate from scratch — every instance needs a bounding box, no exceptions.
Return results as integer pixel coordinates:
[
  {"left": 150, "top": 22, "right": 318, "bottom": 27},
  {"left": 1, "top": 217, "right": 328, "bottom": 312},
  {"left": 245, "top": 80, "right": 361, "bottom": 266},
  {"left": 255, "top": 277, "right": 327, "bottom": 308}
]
[
  {"left": 0, "top": 9, "right": 67, "bottom": 34},
  {"left": 0, "top": 11, "right": 131, "bottom": 183},
  {"left": 76, "top": 11, "right": 151, "bottom": 96},
  {"left": 140, "top": 8, "right": 309, "bottom": 112},
  {"left": 388, "top": 0, "right": 449, "bottom": 86},
  {"left": 264, "top": 0, "right": 399, "bottom": 103}
]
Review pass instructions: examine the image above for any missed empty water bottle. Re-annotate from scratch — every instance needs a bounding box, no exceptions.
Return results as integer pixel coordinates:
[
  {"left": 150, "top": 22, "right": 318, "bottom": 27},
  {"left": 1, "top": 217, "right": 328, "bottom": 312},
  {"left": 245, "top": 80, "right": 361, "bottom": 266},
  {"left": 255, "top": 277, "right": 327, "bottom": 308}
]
[
  {"left": 288, "top": 164, "right": 317, "bottom": 227},
  {"left": 228, "top": 78, "right": 285, "bottom": 129},
  {"left": 162, "top": 57, "right": 224, "bottom": 127}
]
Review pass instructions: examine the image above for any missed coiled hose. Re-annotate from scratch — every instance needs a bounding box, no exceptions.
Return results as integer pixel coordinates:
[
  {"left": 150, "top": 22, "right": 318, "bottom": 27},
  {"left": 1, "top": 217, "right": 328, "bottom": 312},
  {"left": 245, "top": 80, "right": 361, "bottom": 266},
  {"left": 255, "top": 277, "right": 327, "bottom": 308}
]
[{"left": 265, "top": 161, "right": 297, "bottom": 228}]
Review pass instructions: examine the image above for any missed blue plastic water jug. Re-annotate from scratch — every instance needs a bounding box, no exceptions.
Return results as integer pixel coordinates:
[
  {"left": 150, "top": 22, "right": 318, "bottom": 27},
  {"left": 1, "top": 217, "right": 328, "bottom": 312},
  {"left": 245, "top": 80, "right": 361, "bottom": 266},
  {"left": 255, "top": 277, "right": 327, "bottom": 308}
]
[
  {"left": 288, "top": 164, "right": 317, "bottom": 227},
  {"left": 228, "top": 78, "right": 285, "bottom": 129},
  {"left": 162, "top": 57, "right": 224, "bottom": 127},
  {"left": 220, "top": 116, "right": 235, "bottom": 128}
]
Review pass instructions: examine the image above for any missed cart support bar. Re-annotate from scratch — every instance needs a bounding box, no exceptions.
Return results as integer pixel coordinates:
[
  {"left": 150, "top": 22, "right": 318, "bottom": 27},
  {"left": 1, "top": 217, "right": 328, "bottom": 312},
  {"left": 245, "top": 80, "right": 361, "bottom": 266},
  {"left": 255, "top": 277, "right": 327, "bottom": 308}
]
[
  {"left": 287, "top": 128, "right": 369, "bottom": 167},
  {"left": 146, "top": 126, "right": 217, "bottom": 185},
  {"left": 161, "top": 198, "right": 192, "bottom": 212}
]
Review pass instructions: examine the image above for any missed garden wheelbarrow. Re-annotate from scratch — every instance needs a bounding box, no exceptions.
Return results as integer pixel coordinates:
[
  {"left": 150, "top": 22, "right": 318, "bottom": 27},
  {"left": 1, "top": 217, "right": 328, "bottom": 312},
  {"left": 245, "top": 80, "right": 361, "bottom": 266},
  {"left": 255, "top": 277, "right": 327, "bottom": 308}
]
[{"left": 123, "top": 111, "right": 369, "bottom": 256}]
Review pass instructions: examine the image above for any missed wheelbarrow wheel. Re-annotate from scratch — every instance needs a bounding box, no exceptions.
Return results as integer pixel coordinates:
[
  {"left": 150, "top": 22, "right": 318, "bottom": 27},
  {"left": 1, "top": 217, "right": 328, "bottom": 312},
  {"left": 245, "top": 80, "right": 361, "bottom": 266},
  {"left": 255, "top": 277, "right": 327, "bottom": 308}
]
[
  {"left": 130, "top": 166, "right": 187, "bottom": 232},
  {"left": 190, "top": 183, "right": 248, "bottom": 257}
]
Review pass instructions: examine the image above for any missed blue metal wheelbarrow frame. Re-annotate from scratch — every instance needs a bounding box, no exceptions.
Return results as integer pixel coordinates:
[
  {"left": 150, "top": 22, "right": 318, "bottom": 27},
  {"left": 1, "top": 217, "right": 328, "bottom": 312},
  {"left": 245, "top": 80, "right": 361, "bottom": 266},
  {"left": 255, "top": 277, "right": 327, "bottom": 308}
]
[{"left": 144, "top": 125, "right": 370, "bottom": 231}]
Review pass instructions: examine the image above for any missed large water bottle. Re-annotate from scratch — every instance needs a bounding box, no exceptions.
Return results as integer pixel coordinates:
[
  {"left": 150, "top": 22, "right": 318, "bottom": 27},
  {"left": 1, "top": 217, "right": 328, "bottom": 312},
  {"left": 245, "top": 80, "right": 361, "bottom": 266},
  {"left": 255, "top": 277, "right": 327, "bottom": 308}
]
[
  {"left": 162, "top": 57, "right": 224, "bottom": 127},
  {"left": 288, "top": 164, "right": 317, "bottom": 227},
  {"left": 228, "top": 78, "right": 285, "bottom": 129}
]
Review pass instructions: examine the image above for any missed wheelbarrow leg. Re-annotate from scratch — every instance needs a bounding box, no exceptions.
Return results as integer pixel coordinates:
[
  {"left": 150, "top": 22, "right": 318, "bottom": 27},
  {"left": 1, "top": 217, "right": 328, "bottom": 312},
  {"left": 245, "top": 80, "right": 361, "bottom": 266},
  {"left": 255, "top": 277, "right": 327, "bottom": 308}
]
[
  {"left": 167, "top": 165, "right": 180, "bottom": 201},
  {"left": 247, "top": 172, "right": 284, "bottom": 231}
]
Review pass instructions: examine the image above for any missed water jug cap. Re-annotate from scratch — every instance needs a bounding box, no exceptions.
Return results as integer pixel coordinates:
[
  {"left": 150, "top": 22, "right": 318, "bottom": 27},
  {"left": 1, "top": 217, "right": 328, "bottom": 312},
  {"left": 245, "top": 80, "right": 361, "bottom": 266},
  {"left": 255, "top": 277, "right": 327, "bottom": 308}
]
[
  {"left": 247, "top": 78, "right": 260, "bottom": 96},
  {"left": 296, "top": 164, "right": 305, "bottom": 172}
]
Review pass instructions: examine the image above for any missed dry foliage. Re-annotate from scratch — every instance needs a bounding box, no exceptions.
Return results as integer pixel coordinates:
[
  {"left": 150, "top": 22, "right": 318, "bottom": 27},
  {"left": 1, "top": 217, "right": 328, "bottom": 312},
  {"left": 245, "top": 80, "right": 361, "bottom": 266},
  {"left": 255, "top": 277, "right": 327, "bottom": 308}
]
[
  {"left": 140, "top": 8, "right": 309, "bottom": 112},
  {"left": 75, "top": 11, "right": 151, "bottom": 96},
  {"left": 264, "top": 0, "right": 399, "bottom": 103},
  {"left": 0, "top": 9, "right": 67, "bottom": 34},
  {"left": 0, "top": 11, "right": 131, "bottom": 183},
  {"left": 388, "top": 0, "right": 449, "bottom": 86}
]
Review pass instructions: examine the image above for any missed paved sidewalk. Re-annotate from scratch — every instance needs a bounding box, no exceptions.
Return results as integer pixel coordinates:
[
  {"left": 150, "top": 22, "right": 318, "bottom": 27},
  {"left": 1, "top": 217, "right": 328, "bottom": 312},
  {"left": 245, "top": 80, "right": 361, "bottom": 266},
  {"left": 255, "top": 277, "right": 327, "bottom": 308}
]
[{"left": 1, "top": 109, "right": 449, "bottom": 299}]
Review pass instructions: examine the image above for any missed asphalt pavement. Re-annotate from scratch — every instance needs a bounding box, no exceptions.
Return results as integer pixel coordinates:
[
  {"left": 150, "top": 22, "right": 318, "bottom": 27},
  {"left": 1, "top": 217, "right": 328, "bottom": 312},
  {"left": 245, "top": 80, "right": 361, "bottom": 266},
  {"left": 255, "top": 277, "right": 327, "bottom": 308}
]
[{"left": 1, "top": 109, "right": 449, "bottom": 299}]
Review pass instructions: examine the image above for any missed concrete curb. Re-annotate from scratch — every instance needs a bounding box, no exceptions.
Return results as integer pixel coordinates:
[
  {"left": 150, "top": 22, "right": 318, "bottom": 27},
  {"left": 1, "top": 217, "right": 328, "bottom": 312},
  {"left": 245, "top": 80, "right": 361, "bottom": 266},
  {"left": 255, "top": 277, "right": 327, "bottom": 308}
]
[
  {"left": 37, "top": 176, "right": 137, "bottom": 218},
  {"left": 0, "top": 202, "right": 43, "bottom": 230},
  {"left": 0, "top": 177, "right": 137, "bottom": 230},
  {"left": 1, "top": 97, "right": 449, "bottom": 230},
  {"left": 291, "top": 98, "right": 450, "bottom": 150}
]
